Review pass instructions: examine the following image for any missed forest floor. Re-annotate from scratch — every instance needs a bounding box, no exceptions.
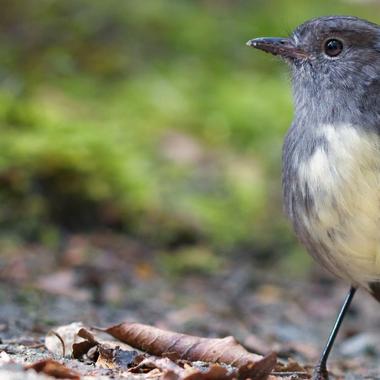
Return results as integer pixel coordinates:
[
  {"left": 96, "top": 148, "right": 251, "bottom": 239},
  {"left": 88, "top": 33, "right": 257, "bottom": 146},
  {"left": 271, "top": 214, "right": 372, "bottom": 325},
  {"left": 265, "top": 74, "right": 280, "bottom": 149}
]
[{"left": 0, "top": 233, "right": 379, "bottom": 379}]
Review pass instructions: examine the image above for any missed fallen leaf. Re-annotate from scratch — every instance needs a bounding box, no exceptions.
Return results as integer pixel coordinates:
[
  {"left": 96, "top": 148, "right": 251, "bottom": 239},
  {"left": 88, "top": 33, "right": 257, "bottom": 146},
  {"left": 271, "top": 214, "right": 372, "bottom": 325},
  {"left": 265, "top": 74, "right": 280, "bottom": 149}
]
[
  {"left": 45, "top": 322, "right": 85, "bottom": 357},
  {"left": 183, "top": 364, "right": 233, "bottom": 380},
  {"left": 238, "top": 354, "right": 277, "bottom": 380},
  {"left": 72, "top": 327, "right": 141, "bottom": 370},
  {"left": 131, "top": 356, "right": 184, "bottom": 375},
  {"left": 161, "top": 364, "right": 235, "bottom": 380},
  {"left": 103, "top": 321, "right": 276, "bottom": 379},
  {"left": 72, "top": 328, "right": 98, "bottom": 360},
  {"left": 26, "top": 359, "right": 80, "bottom": 379}
]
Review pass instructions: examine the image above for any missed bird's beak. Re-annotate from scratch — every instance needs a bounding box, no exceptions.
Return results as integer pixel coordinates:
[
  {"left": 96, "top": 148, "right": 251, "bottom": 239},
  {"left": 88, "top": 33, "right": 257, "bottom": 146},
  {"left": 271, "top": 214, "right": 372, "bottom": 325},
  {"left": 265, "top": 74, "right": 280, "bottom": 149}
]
[{"left": 246, "top": 37, "right": 309, "bottom": 60}]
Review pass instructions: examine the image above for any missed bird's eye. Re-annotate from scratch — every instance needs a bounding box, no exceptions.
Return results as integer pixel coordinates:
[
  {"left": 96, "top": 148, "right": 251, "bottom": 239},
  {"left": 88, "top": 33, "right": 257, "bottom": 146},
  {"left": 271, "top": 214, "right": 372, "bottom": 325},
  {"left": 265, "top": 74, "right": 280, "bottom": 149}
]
[{"left": 324, "top": 38, "right": 344, "bottom": 57}]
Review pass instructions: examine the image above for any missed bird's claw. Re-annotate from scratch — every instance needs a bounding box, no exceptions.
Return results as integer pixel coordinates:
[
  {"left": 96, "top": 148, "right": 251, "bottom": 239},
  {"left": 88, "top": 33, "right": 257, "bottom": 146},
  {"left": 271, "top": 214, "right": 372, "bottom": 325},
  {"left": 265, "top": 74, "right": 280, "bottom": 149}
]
[{"left": 312, "top": 365, "right": 329, "bottom": 380}]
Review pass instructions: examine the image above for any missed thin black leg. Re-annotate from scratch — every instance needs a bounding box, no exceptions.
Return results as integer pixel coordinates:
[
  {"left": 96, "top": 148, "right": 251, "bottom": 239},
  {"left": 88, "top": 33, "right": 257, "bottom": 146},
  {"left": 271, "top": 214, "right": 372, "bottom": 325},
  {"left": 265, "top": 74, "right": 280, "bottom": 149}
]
[{"left": 313, "top": 286, "right": 356, "bottom": 380}]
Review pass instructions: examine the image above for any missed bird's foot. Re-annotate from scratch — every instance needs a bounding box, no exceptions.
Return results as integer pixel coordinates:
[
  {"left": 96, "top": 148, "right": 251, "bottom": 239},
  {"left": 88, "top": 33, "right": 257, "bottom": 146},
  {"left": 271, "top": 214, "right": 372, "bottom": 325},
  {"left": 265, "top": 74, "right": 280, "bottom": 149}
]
[{"left": 312, "top": 365, "right": 329, "bottom": 380}]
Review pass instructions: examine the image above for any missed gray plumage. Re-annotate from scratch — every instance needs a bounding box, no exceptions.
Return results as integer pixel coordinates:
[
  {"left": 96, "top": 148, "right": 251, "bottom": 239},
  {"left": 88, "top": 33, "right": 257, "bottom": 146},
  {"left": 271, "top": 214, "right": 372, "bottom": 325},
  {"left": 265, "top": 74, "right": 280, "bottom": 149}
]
[{"left": 249, "top": 16, "right": 380, "bottom": 298}]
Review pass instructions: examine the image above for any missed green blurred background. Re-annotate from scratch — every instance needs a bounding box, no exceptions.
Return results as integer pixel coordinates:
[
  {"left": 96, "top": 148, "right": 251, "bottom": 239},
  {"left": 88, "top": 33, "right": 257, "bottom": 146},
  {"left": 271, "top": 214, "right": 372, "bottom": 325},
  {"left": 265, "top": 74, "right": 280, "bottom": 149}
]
[{"left": 0, "top": 0, "right": 379, "bottom": 274}]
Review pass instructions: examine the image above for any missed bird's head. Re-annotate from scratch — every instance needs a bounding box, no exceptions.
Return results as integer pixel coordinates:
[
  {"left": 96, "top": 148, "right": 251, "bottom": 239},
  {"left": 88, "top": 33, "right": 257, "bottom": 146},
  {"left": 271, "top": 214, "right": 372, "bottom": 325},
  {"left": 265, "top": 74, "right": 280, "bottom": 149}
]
[{"left": 248, "top": 16, "right": 380, "bottom": 123}]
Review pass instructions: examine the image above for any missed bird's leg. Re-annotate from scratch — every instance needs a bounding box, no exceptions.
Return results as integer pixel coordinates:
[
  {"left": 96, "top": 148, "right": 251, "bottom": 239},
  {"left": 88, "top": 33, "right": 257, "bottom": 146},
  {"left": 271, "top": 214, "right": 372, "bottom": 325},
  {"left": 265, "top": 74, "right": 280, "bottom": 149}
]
[{"left": 313, "top": 286, "right": 356, "bottom": 380}]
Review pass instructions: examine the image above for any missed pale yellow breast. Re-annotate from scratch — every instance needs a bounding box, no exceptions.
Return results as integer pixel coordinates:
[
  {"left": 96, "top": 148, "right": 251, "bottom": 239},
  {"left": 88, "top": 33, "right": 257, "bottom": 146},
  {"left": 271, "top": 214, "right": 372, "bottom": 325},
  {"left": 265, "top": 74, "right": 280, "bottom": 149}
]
[{"left": 298, "top": 124, "right": 380, "bottom": 288}]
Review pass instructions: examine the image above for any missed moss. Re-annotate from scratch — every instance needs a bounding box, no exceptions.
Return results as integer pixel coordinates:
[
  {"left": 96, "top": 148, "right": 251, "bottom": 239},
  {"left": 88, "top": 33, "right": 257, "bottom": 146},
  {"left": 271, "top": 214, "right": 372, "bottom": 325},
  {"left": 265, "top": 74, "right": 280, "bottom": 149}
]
[{"left": 0, "top": 0, "right": 375, "bottom": 262}]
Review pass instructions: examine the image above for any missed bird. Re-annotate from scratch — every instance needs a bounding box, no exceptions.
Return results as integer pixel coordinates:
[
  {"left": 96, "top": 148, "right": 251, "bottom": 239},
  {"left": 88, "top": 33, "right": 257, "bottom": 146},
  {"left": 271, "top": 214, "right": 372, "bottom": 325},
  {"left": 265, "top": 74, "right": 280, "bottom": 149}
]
[{"left": 247, "top": 15, "right": 380, "bottom": 380}]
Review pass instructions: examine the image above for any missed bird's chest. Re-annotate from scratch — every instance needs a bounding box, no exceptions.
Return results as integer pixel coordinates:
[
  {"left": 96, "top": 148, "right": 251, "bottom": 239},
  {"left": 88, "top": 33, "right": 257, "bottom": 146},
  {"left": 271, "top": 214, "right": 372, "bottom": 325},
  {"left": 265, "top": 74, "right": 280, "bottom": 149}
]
[{"left": 289, "top": 124, "right": 380, "bottom": 284}]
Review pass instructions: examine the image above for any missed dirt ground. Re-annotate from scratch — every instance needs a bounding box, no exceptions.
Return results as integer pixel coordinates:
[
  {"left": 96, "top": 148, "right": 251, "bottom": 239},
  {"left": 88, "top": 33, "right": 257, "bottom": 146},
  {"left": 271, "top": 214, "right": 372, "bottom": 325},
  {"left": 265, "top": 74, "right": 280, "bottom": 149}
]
[{"left": 1, "top": 233, "right": 380, "bottom": 379}]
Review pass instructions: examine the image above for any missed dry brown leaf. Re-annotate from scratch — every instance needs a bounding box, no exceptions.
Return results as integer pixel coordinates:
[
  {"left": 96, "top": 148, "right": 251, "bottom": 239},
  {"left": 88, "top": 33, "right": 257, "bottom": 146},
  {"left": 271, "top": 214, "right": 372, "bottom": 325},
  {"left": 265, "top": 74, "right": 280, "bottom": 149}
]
[
  {"left": 132, "top": 357, "right": 184, "bottom": 375},
  {"left": 183, "top": 364, "right": 233, "bottom": 380},
  {"left": 72, "top": 328, "right": 98, "bottom": 359},
  {"left": 26, "top": 359, "right": 80, "bottom": 379},
  {"left": 238, "top": 354, "right": 277, "bottom": 380},
  {"left": 72, "top": 327, "right": 141, "bottom": 369},
  {"left": 132, "top": 355, "right": 272, "bottom": 380},
  {"left": 161, "top": 364, "right": 235, "bottom": 380},
  {"left": 103, "top": 321, "right": 276, "bottom": 379}
]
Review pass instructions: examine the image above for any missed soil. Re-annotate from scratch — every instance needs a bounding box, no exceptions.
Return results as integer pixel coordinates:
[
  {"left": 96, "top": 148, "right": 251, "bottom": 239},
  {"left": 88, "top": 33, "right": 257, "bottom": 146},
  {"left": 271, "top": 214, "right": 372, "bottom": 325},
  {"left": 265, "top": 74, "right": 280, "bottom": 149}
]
[{"left": 1, "top": 233, "right": 380, "bottom": 379}]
